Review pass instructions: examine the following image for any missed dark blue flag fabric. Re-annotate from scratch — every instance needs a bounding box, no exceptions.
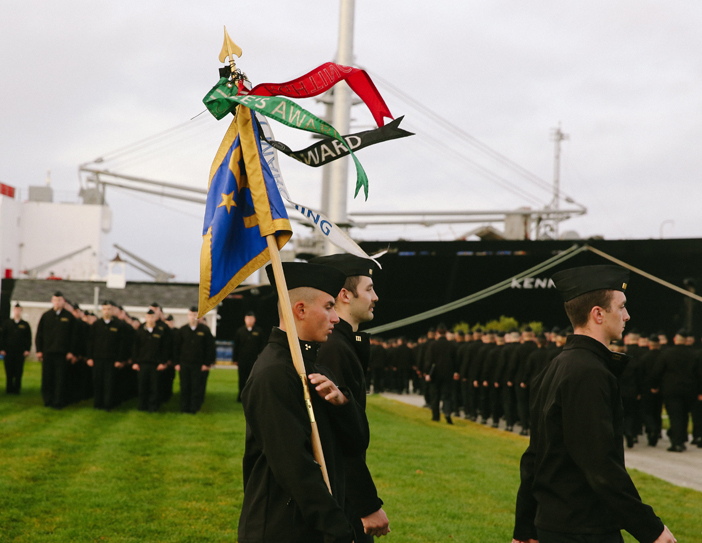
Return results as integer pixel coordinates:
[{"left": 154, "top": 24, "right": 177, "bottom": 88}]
[{"left": 199, "top": 105, "right": 291, "bottom": 316}]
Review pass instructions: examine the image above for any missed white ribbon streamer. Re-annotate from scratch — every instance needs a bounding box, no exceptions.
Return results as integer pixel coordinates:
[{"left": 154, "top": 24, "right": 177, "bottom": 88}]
[{"left": 255, "top": 112, "right": 379, "bottom": 267}]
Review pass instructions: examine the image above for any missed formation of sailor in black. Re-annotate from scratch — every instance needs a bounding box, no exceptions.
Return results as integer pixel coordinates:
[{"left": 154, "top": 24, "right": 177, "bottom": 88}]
[{"left": 1, "top": 293, "right": 215, "bottom": 413}]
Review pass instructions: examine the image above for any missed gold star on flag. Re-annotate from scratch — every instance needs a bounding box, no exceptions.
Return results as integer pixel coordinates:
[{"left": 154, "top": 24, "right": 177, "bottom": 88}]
[{"left": 217, "top": 192, "right": 237, "bottom": 213}]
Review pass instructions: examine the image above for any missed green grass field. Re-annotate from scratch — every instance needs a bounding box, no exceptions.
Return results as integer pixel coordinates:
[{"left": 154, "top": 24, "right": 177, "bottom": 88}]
[{"left": 1, "top": 362, "right": 701, "bottom": 543}]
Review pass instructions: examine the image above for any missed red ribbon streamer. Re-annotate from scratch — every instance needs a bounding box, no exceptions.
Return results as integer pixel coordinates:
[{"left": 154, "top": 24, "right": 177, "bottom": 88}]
[{"left": 248, "top": 62, "right": 393, "bottom": 127}]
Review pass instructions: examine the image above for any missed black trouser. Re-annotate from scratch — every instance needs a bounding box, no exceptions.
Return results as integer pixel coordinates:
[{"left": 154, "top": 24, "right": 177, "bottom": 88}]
[
  {"left": 642, "top": 392, "right": 663, "bottom": 442},
  {"left": 237, "top": 359, "right": 255, "bottom": 401},
  {"left": 397, "top": 368, "right": 410, "bottom": 394},
  {"left": 411, "top": 370, "right": 422, "bottom": 395},
  {"left": 621, "top": 395, "right": 638, "bottom": 440},
  {"left": 691, "top": 398, "right": 702, "bottom": 441},
  {"left": 503, "top": 385, "right": 517, "bottom": 427},
  {"left": 197, "top": 367, "right": 210, "bottom": 410},
  {"left": 467, "top": 383, "right": 479, "bottom": 419},
  {"left": 452, "top": 380, "right": 461, "bottom": 412},
  {"left": 480, "top": 385, "right": 491, "bottom": 421},
  {"left": 460, "top": 380, "right": 471, "bottom": 417},
  {"left": 138, "top": 364, "right": 162, "bottom": 412},
  {"left": 370, "top": 368, "right": 384, "bottom": 394},
  {"left": 179, "top": 365, "right": 200, "bottom": 413},
  {"left": 517, "top": 386, "right": 530, "bottom": 430},
  {"left": 159, "top": 366, "right": 175, "bottom": 403},
  {"left": 42, "top": 353, "right": 70, "bottom": 408},
  {"left": 665, "top": 394, "right": 694, "bottom": 447},
  {"left": 3, "top": 352, "right": 25, "bottom": 394},
  {"left": 537, "top": 528, "right": 623, "bottom": 543},
  {"left": 430, "top": 377, "right": 452, "bottom": 420},
  {"left": 490, "top": 385, "right": 503, "bottom": 423},
  {"left": 93, "top": 359, "right": 117, "bottom": 410},
  {"left": 79, "top": 360, "right": 93, "bottom": 401}
]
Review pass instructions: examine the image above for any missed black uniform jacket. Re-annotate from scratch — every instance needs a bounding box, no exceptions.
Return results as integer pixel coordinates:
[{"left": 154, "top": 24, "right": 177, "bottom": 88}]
[
  {"left": 86, "top": 319, "right": 128, "bottom": 362},
  {"left": 35, "top": 308, "right": 77, "bottom": 355},
  {"left": 316, "top": 319, "right": 383, "bottom": 518},
  {"left": 651, "top": 344, "right": 701, "bottom": 397},
  {"left": 428, "top": 336, "right": 457, "bottom": 379},
  {"left": 234, "top": 325, "right": 266, "bottom": 363},
  {"left": 174, "top": 323, "right": 215, "bottom": 366},
  {"left": 1, "top": 319, "right": 32, "bottom": 354},
  {"left": 239, "top": 328, "right": 363, "bottom": 543},
  {"left": 132, "top": 324, "right": 169, "bottom": 366},
  {"left": 514, "top": 334, "right": 663, "bottom": 543}
]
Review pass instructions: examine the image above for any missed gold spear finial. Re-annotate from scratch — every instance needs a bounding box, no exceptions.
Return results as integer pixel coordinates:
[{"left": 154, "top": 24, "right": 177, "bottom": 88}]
[{"left": 219, "top": 26, "right": 242, "bottom": 75}]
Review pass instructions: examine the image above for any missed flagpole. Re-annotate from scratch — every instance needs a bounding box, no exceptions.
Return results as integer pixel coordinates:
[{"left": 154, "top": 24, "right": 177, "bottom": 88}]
[
  {"left": 219, "top": 25, "right": 331, "bottom": 494},
  {"left": 266, "top": 234, "right": 332, "bottom": 493}
]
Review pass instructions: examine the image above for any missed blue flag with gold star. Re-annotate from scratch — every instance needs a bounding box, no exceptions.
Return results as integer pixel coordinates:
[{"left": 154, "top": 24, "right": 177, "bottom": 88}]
[{"left": 199, "top": 105, "right": 292, "bottom": 316}]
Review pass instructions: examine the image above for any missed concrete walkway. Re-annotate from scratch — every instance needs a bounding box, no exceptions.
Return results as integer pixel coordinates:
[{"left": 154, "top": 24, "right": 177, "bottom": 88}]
[{"left": 380, "top": 392, "right": 702, "bottom": 493}]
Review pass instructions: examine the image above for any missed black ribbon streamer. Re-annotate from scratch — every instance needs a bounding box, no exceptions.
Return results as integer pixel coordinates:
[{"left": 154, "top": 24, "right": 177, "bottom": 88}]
[{"left": 260, "top": 116, "right": 413, "bottom": 168}]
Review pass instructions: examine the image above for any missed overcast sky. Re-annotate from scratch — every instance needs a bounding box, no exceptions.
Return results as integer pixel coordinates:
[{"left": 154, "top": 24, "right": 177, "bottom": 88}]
[{"left": 2, "top": 1, "right": 702, "bottom": 282}]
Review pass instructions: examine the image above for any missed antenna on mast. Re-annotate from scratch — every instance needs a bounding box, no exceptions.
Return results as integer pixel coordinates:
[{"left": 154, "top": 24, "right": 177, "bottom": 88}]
[{"left": 551, "top": 123, "right": 569, "bottom": 238}]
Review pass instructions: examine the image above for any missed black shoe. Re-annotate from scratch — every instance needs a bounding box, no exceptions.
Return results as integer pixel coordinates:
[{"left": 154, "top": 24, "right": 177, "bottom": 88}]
[
  {"left": 648, "top": 438, "right": 658, "bottom": 447},
  {"left": 446, "top": 416, "right": 453, "bottom": 425},
  {"left": 492, "top": 422, "right": 499, "bottom": 428},
  {"left": 698, "top": 441, "right": 702, "bottom": 448},
  {"left": 625, "top": 435, "right": 634, "bottom": 449},
  {"left": 431, "top": 417, "right": 440, "bottom": 422},
  {"left": 505, "top": 425, "right": 513, "bottom": 432},
  {"left": 519, "top": 429, "right": 529, "bottom": 436},
  {"left": 667, "top": 445, "right": 685, "bottom": 452}
]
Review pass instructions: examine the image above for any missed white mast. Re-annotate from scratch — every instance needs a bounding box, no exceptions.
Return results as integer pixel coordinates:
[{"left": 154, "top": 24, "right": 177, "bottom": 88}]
[{"left": 325, "top": 0, "right": 355, "bottom": 254}]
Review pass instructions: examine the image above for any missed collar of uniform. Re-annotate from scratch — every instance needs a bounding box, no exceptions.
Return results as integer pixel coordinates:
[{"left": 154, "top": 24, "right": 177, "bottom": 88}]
[
  {"left": 333, "top": 318, "right": 368, "bottom": 343},
  {"left": 563, "top": 334, "right": 630, "bottom": 376},
  {"left": 268, "top": 327, "right": 319, "bottom": 362}
]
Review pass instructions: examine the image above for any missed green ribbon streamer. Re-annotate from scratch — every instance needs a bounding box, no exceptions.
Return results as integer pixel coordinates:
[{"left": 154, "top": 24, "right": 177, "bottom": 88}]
[{"left": 203, "top": 78, "right": 369, "bottom": 200}]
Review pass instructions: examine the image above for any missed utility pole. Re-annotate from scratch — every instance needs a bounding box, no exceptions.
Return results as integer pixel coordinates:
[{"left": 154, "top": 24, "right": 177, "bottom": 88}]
[
  {"left": 550, "top": 123, "right": 569, "bottom": 238},
  {"left": 325, "top": 0, "right": 355, "bottom": 254}
]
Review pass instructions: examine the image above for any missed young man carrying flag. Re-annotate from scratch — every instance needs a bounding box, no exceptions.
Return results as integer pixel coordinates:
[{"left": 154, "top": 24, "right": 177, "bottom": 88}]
[{"left": 239, "top": 261, "right": 364, "bottom": 543}]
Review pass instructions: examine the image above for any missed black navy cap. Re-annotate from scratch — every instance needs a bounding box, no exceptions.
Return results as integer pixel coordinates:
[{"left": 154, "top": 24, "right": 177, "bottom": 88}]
[
  {"left": 648, "top": 334, "right": 660, "bottom": 343},
  {"left": 189, "top": 306, "right": 198, "bottom": 313},
  {"left": 146, "top": 309, "right": 155, "bottom": 315},
  {"left": 165, "top": 314, "right": 174, "bottom": 321},
  {"left": 14, "top": 303, "right": 21, "bottom": 308},
  {"left": 309, "top": 253, "right": 378, "bottom": 278},
  {"left": 245, "top": 310, "right": 255, "bottom": 317},
  {"left": 265, "top": 262, "right": 346, "bottom": 298},
  {"left": 150, "top": 301, "right": 161, "bottom": 308},
  {"left": 53, "top": 291, "right": 64, "bottom": 298},
  {"left": 552, "top": 265, "right": 630, "bottom": 302}
]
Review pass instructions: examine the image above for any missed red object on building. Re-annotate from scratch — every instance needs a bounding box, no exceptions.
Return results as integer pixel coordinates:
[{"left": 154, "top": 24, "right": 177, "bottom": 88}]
[
  {"left": 4, "top": 269, "right": 13, "bottom": 279},
  {"left": 0, "top": 183, "right": 16, "bottom": 198}
]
